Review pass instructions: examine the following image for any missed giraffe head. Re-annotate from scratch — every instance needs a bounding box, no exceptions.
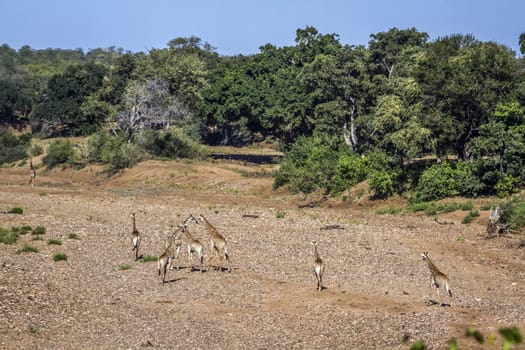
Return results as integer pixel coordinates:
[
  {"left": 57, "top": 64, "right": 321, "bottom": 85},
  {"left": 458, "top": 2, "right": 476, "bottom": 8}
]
[
  {"left": 196, "top": 214, "right": 206, "bottom": 224},
  {"left": 421, "top": 251, "right": 430, "bottom": 261},
  {"left": 182, "top": 214, "right": 196, "bottom": 226}
]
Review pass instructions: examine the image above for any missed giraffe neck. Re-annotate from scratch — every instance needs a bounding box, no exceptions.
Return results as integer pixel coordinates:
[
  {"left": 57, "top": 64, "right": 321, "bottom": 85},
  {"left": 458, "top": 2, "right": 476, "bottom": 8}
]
[
  {"left": 426, "top": 258, "right": 440, "bottom": 275},
  {"left": 203, "top": 216, "right": 219, "bottom": 236},
  {"left": 132, "top": 217, "right": 137, "bottom": 233},
  {"left": 184, "top": 228, "right": 193, "bottom": 240},
  {"left": 313, "top": 244, "right": 320, "bottom": 260}
]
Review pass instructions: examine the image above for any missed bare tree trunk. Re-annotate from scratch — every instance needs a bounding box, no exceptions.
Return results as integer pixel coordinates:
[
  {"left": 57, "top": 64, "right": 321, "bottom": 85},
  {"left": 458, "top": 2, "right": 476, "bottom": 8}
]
[
  {"left": 343, "top": 95, "right": 358, "bottom": 149},
  {"left": 382, "top": 58, "right": 395, "bottom": 80}
]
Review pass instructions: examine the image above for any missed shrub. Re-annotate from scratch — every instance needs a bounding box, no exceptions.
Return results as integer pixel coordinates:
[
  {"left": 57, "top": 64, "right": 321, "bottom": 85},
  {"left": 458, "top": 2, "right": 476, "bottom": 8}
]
[
  {"left": 47, "top": 239, "right": 62, "bottom": 245},
  {"left": 28, "top": 142, "right": 44, "bottom": 157},
  {"left": 500, "top": 198, "right": 525, "bottom": 231},
  {"left": 16, "top": 244, "right": 38, "bottom": 254},
  {"left": 329, "top": 152, "right": 366, "bottom": 195},
  {"left": 141, "top": 255, "right": 158, "bottom": 262},
  {"left": 8, "top": 207, "right": 23, "bottom": 214},
  {"left": 67, "top": 233, "right": 80, "bottom": 239},
  {"left": 273, "top": 136, "right": 337, "bottom": 194},
  {"left": 454, "top": 161, "right": 485, "bottom": 197},
  {"left": 20, "top": 225, "right": 32, "bottom": 234},
  {"left": 461, "top": 210, "right": 480, "bottom": 224},
  {"left": 0, "top": 128, "right": 30, "bottom": 165},
  {"left": 365, "top": 151, "right": 401, "bottom": 199},
  {"left": 411, "top": 162, "right": 457, "bottom": 203},
  {"left": 31, "top": 226, "right": 46, "bottom": 235},
  {"left": 118, "top": 264, "right": 132, "bottom": 270},
  {"left": 0, "top": 227, "right": 19, "bottom": 244},
  {"left": 460, "top": 201, "right": 474, "bottom": 211},
  {"left": 87, "top": 132, "right": 112, "bottom": 162},
  {"left": 276, "top": 210, "right": 286, "bottom": 219},
  {"left": 43, "top": 139, "right": 76, "bottom": 168},
  {"left": 137, "top": 128, "right": 208, "bottom": 159},
  {"left": 52, "top": 253, "right": 68, "bottom": 261},
  {"left": 106, "top": 140, "right": 144, "bottom": 174},
  {"left": 495, "top": 175, "right": 520, "bottom": 198},
  {"left": 368, "top": 169, "right": 399, "bottom": 199}
]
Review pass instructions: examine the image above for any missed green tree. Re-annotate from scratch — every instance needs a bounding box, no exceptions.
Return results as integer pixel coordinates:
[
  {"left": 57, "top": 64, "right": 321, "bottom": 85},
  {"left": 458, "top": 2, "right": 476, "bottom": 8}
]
[
  {"left": 30, "top": 62, "right": 108, "bottom": 136},
  {"left": 469, "top": 101, "right": 525, "bottom": 193},
  {"left": 273, "top": 136, "right": 338, "bottom": 193},
  {"left": 416, "top": 37, "right": 517, "bottom": 160},
  {"left": 368, "top": 27, "right": 428, "bottom": 81},
  {"left": 0, "top": 79, "right": 31, "bottom": 125},
  {"left": 135, "top": 42, "right": 209, "bottom": 113}
]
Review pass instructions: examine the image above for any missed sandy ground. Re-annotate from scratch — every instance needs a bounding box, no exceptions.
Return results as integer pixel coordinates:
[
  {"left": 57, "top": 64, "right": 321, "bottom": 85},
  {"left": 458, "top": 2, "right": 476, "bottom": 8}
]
[{"left": 1, "top": 159, "right": 525, "bottom": 349}]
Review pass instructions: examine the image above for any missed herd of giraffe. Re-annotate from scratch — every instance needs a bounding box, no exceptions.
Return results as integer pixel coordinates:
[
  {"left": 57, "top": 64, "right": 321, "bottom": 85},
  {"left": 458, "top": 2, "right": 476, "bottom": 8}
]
[
  {"left": 129, "top": 212, "right": 231, "bottom": 285},
  {"left": 129, "top": 211, "right": 453, "bottom": 306},
  {"left": 28, "top": 159, "right": 453, "bottom": 305}
]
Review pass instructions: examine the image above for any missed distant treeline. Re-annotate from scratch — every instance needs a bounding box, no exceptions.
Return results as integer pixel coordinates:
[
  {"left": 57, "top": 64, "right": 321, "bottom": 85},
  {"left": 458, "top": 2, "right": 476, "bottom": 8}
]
[{"left": 1, "top": 27, "right": 524, "bottom": 200}]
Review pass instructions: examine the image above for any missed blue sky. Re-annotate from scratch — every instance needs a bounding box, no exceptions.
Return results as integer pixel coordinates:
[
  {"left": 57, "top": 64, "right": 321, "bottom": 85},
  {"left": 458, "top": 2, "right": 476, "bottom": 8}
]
[{"left": 1, "top": 0, "right": 523, "bottom": 56}]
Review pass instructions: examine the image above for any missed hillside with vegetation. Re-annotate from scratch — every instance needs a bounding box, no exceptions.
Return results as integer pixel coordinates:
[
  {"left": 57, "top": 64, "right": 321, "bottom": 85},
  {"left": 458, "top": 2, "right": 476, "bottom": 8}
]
[{"left": 1, "top": 26, "right": 525, "bottom": 206}]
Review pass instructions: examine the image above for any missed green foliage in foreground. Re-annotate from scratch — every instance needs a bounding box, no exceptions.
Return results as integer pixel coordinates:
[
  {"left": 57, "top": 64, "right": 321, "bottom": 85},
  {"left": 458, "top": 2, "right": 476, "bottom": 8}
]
[
  {"left": 461, "top": 210, "right": 480, "bottom": 224},
  {"left": 31, "top": 226, "right": 46, "bottom": 235},
  {"left": 8, "top": 207, "right": 23, "bottom": 214},
  {"left": 407, "top": 201, "right": 474, "bottom": 216},
  {"left": 16, "top": 243, "right": 38, "bottom": 254},
  {"left": 409, "top": 326, "right": 522, "bottom": 350},
  {"left": 141, "top": 255, "right": 158, "bottom": 262},
  {"left": 275, "top": 210, "right": 286, "bottom": 219},
  {"left": 52, "top": 253, "right": 67, "bottom": 261},
  {"left": 118, "top": 264, "right": 133, "bottom": 270},
  {"left": 379, "top": 197, "right": 525, "bottom": 231},
  {"left": 47, "top": 239, "right": 62, "bottom": 245},
  {"left": 0, "top": 225, "right": 32, "bottom": 244}
]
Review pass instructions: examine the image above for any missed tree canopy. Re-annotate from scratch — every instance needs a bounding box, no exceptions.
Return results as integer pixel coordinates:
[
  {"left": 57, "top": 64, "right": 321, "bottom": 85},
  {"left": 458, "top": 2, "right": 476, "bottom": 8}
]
[{"left": 1, "top": 26, "right": 524, "bottom": 198}]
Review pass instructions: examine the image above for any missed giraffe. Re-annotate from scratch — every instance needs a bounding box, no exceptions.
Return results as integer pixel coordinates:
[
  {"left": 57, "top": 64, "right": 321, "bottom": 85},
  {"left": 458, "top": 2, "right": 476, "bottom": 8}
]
[{"left": 196, "top": 214, "right": 231, "bottom": 272}]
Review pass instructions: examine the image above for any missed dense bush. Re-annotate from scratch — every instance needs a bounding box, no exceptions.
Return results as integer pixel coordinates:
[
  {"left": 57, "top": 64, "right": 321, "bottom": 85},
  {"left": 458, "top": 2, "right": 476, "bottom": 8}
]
[
  {"left": 495, "top": 175, "right": 520, "bottom": 197},
  {"left": 0, "top": 227, "right": 19, "bottom": 244},
  {"left": 87, "top": 132, "right": 112, "bottom": 162},
  {"left": 0, "top": 127, "right": 31, "bottom": 165},
  {"left": 411, "top": 161, "right": 487, "bottom": 203},
  {"left": 500, "top": 198, "right": 525, "bottom": 231},
  {"left": 28, "top": 142, "right": 44, "bottom": 157},
  {"left": 87, "top": 128, "right": 206, "bottom": 174},
  {"left": 364, "top": 151, "right": 401, "bottom": 199},
  {"left": 87, "top": 133, "right": 143, "bottom": 173},
  {"left": 411, "top": 162, "right": 457, "bottom": 203},
  {"left": 137, "top": 128, "right": 208, "bottom": 159},
  {"left": 273, "top": 137, "right": 339, "bottom": 194},
  {"left": 42, "top": 139, "right": 76, "bottom": 167},
  {"left": 328, "top": 151, "right": 366, "bottom": 195},
  {"left": 106, "top": 141, "right": 144, "bottom": 174},
  {"left": 453, "top": 161, "right": 485, "bottom": 197}
]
